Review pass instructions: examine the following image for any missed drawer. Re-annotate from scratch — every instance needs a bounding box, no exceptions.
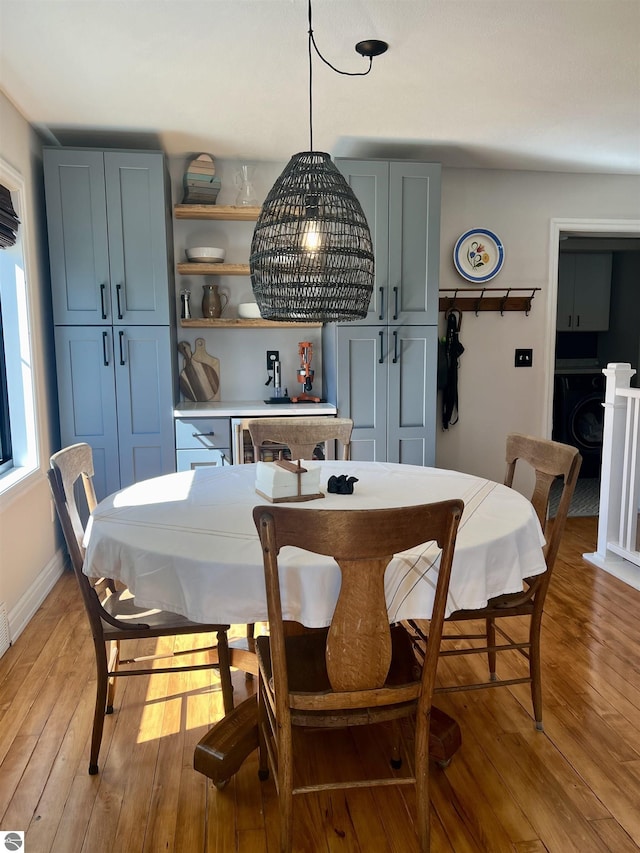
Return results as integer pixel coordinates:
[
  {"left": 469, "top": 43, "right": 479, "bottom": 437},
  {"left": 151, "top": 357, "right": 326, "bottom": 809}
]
[
  {"left": 176, "top": 448, "right": 231, "bottom": 472},
  {"left": 175, "top": 417, "right": 231, "bottom": 450}
]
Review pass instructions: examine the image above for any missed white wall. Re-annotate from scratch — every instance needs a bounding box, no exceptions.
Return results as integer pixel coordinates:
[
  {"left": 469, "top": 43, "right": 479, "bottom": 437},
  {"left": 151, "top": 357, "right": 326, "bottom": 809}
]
[
  {"left": 0, "top": 92, "right": 63, "bottom": 639},
  {"left": 436, "top": 168, "right": 640, "bottom": 480}
]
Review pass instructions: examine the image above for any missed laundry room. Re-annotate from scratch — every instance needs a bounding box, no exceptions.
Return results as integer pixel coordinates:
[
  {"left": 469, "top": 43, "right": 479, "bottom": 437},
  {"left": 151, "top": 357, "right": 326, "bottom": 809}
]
[{"left": 552, "top": 238, "right": 640, "bottom": 497}]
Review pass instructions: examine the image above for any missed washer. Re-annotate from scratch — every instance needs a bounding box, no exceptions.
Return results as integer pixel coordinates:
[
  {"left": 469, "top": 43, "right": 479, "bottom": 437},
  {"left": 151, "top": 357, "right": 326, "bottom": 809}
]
[{"left": 552, "top": 372, "right": 605, "bottom": 478}]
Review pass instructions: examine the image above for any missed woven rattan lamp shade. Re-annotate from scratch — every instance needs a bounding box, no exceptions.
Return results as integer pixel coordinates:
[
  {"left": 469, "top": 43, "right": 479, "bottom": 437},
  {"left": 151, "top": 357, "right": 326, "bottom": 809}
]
[{"left": 250, "top": 152, "right": 374, "bottom": 322}]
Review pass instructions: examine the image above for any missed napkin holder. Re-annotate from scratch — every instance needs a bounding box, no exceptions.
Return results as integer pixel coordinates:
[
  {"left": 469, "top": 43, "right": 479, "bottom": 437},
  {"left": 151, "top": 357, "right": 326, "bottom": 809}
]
[{"left": 255, "top": 459, "right": 324, "bottom": 503}]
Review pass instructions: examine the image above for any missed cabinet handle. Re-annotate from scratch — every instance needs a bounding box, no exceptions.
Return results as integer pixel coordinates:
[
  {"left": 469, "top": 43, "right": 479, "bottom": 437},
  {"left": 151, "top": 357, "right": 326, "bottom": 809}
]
[
  {"left": 393, "top": 286, "right": 399, "bottom": 321},
  {"left": 392, "top": 329, "right": 399, "bottom": 363},
  {"left": 118, "top": 330, "right": 125, "bottom": 365},
  {"left": 116, "top": 283, "right": 124, "bottom": 320},
  {"left": 192, "top": 431, "right": 215, "bottom": 438},
  {"left": 378, "top": 287, "right": 384, "bottom": 321},
  {"left": 379, "top": 329, "right": 384, "bottom": 364},
  {"left": 576, "top": 314, "right": 580, "bottom": 328},
  {"left": 568, "top": 315, "right": 572, "bottom": 327},
  {"left": 100, "top": 284, "right": 107, "bottom": 320},
  {"left": 102, "top": 331, "right": 109, "bottom": 366}
]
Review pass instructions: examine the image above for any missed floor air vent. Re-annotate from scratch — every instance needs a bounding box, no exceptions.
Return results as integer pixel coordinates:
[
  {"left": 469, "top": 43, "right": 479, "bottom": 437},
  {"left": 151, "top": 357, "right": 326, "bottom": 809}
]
[{"left": 0, "top": 602, "right": 10, "bottom": 658}]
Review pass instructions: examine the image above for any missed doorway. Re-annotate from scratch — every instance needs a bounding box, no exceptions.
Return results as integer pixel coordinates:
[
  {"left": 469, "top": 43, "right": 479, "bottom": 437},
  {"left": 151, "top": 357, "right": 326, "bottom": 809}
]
[{"left": 546, "top": 218, "right": 640, "bottom": 514}]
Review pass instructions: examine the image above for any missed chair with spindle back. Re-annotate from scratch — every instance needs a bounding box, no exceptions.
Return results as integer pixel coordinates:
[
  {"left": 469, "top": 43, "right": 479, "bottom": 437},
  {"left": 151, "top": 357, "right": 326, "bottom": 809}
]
[
  {"left": 408, "top": 433, "right": 581, "bottom": 732},
  {"left": 247, "top": 416, "right": 353, "bottom": 462},
  {"left": 48, "top": 442, "right": 235, "bottom": 775}
]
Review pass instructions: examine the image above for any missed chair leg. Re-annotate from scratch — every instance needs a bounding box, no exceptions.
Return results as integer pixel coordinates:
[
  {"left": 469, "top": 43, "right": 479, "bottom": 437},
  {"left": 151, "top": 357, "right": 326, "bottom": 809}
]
[
  {"left": 90, "top": 641, "right": 110, "bottom": 774},
  {"left": 414, "top": 707, "right": 431, "bottom": 853},
  {"left": 216, "top": 630, "right": 234, "bottom": 714},
  {"left": 277, "top": 723, "right": 294, "bottom": 853},
  {"left": 106, "top": 639, "right": 120, "bottom": 713},
  {"left": 390, "top": 718, "right": 402, "bottom": 769},
  {"left": 486, "top": 617, "right": 497, "bottom": 681},
  {"left": 529, "top": 613, "right": 544, "bottom": 731}
]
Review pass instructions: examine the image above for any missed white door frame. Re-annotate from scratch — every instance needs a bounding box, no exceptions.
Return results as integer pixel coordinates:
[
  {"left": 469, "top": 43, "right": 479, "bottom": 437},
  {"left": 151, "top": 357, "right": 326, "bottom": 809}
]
[{"left": 544, "top": 218, "right": 640, "bottom": 439}]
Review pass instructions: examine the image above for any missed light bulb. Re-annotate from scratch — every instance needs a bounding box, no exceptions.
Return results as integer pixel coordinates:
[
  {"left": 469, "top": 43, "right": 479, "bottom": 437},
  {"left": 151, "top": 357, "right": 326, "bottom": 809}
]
[{"left": 302, "top": 221, "right": 321, "bottom": 252}]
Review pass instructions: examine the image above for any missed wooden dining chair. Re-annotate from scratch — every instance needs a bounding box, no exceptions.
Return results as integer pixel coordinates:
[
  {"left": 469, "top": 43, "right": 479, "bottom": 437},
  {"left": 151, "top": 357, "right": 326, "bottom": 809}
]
[
  {"left": 247, "top": 416, "right": 353, "bottom": 462},
  {"left": 48, "top": 443, "right": 235, "bottom": 775},
  {"left": 252, "top": 499, "right": 463, "bottom": 853},
  {"left": 408, "top": 433, "right": 581, "bottom": 733}
]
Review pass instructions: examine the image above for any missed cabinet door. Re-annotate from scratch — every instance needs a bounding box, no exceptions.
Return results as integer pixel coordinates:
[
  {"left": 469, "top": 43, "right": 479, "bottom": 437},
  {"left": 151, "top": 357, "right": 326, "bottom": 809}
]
[
  {"left": 387, "top": 326, "right": 437, "bottom": 466},
  {"left": 335, "top": 159, "right": 389, "bottom": 324},
  {"left": 557, "top": 252, "right": 612, "bottom": 331},
  {"left": 54, "top": 326, "right": 120, "bottom": 501},
  {"left": 388, "top": 163, "right": 441, "bottom": 325},
  {"left": 556, "top": 254, "right": 575, "bottom": 330},
  {"left": 336, "top": 326, "right": 387, "bottom": 461},
  {"left": 104, "top": 152, "right": 171, "bottom": 325},
  {"left": 44, "top": 150, "right": 111, "bottom": 325},
  {"left": 115, "top": 326, "right": 176, "bottom": 488},
  {"left": 573, "top": 253, "right": 612, "bottom": 331}
]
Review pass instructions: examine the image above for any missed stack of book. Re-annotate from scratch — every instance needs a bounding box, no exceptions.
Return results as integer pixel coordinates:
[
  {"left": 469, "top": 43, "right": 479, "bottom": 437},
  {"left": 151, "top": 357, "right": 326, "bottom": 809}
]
[{"left": 182, "top": 153, "right": 221, "bottom": 204}]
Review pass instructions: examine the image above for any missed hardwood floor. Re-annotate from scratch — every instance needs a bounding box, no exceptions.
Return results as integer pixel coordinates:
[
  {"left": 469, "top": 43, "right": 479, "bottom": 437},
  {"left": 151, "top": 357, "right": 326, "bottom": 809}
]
[{"left": 1, "top": 517, "right": 639, "bottom": 851}]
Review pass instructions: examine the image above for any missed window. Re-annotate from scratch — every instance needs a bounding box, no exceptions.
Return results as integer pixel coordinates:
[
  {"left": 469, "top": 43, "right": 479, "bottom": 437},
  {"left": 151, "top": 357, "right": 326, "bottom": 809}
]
[
  {"left": 0, "top": 158, "right": 39, "bottom": 490},
  {"left": 0, "top": 297, "right": 11, "bottom": 471}
]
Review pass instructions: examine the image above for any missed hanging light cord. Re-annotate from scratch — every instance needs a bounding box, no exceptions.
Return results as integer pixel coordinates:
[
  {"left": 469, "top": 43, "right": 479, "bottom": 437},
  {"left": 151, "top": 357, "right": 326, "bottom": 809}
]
[{"left": 307, "top": 0, "right": 374, "bottom": 151}]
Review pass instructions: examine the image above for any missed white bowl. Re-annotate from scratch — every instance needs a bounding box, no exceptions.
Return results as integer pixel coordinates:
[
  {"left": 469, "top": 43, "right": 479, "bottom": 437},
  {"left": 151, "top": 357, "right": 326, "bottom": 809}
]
[
  {"left": 238, "top": 302, "right": 262, "bottom": 319},
  {"left": 186, "top": 246, "right": 225, "bottom": 263}
]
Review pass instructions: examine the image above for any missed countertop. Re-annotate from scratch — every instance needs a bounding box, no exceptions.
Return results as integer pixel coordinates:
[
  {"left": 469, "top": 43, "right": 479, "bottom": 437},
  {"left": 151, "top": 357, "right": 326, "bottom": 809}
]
[{"left": 174, "top": 400, "right": 338, "bottom": 418}]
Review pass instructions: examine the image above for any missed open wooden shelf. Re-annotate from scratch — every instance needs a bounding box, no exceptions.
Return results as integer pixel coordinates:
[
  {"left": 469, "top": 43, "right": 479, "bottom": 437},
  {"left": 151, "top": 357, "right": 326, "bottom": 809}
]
[
  {"left": 180, "top": 318, "right": 322, "bottom": 329},
  {"left": 177, "top": 262, "right": 250, "bottom": 276},
  {"left": 174, "top": 204, "right": 261, "bottom": 221}
]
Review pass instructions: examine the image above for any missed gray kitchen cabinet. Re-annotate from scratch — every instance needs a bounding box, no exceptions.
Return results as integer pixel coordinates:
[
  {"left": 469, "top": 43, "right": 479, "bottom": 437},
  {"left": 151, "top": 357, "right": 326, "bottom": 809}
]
[
  {"left": 335, "top": 159, "right": 441, "bottom": 325},
  {"left": 557, "top": 252, "right": 612, "bottom": 331},
  {"left": 323, "top": 324, "right": 437, "bottom": 465},
  {"left": 324, "top": 159, "right": 440, "bottom": 464},
  {"left": 175, "top": 416, "right": 232, "bottom": 471},
  {"left": 54, "top": 325, "right": 176, "bottom": 500},
  {"left": 44, "top": 149, "right": 172, "bottom": 326},
  {"left": 44, "top": 148, "right": 176, "bottom": 502}
]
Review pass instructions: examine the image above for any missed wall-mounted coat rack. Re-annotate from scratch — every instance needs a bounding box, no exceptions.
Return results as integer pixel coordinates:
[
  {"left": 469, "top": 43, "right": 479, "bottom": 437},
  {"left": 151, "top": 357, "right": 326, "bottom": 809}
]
[{"left": 439, "top": 287, "right": 541, "bottom": 316}]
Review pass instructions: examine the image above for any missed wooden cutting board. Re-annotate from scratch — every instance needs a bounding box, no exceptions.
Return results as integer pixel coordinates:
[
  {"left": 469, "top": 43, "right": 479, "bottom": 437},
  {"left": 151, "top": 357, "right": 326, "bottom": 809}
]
[{"left": 179, "top": 340, "right": 220, "bottom": 402}]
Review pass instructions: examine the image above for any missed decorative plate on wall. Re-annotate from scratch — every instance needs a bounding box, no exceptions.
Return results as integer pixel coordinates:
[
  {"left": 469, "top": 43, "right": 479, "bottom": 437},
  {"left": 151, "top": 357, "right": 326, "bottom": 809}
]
[{"left": 453, "top": 228, "right": 505, "bottom": 282}]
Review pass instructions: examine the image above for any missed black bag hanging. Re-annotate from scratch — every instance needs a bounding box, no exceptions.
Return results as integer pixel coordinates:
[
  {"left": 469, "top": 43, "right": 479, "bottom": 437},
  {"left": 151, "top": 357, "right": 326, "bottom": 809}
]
[{"left": 441, "top": 308, "right": 464, "bottom": 430}]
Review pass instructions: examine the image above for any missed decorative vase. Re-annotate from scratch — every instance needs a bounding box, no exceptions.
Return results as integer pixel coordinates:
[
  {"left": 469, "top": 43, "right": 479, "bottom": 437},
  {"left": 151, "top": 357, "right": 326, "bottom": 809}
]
[
  {"left": 234, "top": 164, "right": 258, "bottom": 206},
  {"left": 201, "top": 283, "right": 228, "bottom": 319}
]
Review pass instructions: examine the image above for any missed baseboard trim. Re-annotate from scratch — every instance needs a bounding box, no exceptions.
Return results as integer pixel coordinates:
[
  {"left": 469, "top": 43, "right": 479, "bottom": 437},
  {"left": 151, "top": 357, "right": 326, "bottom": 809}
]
[
  {"left": 583, "top": 551, "right": 640, "bottom": 591},
  {"left": 8, "top": 549, "right": 67, "bottom": 645}
]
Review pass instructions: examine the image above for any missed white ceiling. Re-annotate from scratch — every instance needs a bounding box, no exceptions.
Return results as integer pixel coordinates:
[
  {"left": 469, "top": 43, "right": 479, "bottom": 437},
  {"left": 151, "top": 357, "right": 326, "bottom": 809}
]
[{"left": 1, "top": 0, "right": 639, "bottom": 174}]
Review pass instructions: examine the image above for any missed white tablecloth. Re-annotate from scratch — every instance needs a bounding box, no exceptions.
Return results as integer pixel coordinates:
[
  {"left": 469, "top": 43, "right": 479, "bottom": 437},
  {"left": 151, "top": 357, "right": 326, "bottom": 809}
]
[{"left": 83, "top": 461, "right": 546, "bottom": 627}]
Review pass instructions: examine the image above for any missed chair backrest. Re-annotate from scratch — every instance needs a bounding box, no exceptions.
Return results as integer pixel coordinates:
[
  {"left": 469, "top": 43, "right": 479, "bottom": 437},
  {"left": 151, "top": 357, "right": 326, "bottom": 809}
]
[
  {"left": 48, "top": 444, "right": 108, "bottom": 634},
  {"left": 253, "top": 500, "right": 463, "bottom": 711},
  {"left": 247, "top": 416, "right": 353, "bottom": 462},
  {"left": 504, "top": 433, "right": 581, "bottom": 575}
]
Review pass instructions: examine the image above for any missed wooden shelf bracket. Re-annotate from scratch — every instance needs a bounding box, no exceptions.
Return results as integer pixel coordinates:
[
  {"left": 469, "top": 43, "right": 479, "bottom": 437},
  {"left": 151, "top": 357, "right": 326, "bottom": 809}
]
[{"left": 439, "top": 287, "right": 541, "bottom": 316}]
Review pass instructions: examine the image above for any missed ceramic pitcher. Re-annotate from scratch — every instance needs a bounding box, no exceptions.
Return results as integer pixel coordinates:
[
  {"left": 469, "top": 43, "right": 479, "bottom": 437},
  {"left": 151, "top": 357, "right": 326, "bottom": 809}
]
[{"left": 201, "top": 283, "right": 228, "bottom": 318}]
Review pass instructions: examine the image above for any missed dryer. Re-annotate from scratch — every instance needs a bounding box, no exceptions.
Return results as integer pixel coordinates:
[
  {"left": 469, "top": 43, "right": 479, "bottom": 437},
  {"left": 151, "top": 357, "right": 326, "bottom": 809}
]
[{"left": 552, "top": 372, "right": 605, "bottom": 478}]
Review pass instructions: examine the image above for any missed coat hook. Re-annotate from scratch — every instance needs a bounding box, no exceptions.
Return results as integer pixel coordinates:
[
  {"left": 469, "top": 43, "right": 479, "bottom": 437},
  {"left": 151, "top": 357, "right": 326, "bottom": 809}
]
[
  {"left": 500, "top": 288, "right": 512, "bottom": 316},
  {"left": 525, "top": 288, "right": 536, "bottom": 316},
  {"left": 474, "top": 288, "right": 485, "bottom": 316}
]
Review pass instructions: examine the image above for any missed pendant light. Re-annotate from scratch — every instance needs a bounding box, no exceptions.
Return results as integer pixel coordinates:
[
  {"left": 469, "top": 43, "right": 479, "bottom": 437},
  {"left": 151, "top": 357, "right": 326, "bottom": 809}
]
[{"left": 250, "top": 0, "right": 388, "bottom": 323}]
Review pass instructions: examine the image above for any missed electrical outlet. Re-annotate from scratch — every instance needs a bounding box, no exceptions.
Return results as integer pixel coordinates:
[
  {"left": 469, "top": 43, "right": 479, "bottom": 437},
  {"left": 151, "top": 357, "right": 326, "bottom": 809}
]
[
  {"left": 266, "top": 350, "right": 279, "bottom": 370},
  {"left": 515, "top": 348, "right": 533, "bottom": 367}
]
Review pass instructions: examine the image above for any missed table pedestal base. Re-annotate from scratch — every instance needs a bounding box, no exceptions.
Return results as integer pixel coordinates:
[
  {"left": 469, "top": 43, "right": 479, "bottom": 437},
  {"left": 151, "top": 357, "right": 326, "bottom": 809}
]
[{"left": 194, "top": 697, "right": 461, "bottom": 786}]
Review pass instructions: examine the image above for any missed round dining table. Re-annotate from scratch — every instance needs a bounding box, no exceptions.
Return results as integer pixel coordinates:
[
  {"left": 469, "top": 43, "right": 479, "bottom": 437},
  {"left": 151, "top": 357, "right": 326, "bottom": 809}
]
[{"left": 83, "top": 460, "right": 546, "bottom": 628}]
